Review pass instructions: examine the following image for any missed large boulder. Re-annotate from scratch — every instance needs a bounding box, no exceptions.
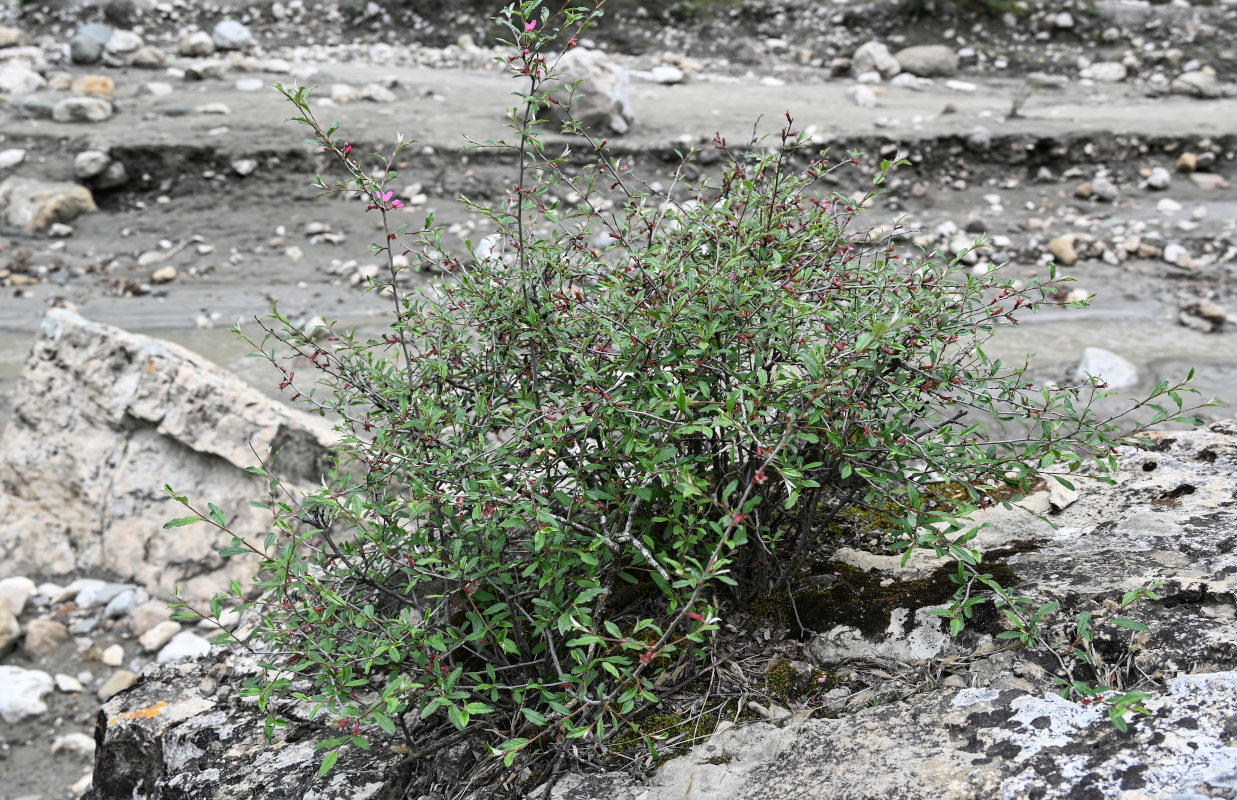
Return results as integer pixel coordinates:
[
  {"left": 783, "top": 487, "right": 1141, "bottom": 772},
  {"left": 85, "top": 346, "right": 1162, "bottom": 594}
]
[
  {"left": 542, "top": 48, "right": 634, "bottom": 135},
  {"left": 0, "top": 177, "right": 96, "bottom": 232},
  {"left": 82, "top": 421, "right": 1237, "bottom": 799},
  {"left": 0, "top": 310, "right": 335, "bottom": 604}
]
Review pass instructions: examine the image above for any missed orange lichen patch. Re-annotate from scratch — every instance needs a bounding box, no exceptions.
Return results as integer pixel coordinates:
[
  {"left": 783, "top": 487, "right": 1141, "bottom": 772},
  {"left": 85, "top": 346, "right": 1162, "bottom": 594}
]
[{"left": 108, "top": 701, "right": 168, "bottom": 724}]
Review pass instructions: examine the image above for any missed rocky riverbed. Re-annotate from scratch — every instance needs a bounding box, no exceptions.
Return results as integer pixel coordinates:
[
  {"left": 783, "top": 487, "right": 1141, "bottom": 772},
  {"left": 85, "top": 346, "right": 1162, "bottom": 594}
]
[{"left": 1, "top": 0, "right": 1236, "bottom": 797}]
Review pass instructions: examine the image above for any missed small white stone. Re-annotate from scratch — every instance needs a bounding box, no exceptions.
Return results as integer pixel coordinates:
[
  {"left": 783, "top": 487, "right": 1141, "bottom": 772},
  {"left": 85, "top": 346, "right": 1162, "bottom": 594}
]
[
  {"left": 55, "top": 673, "right": 84, "bottom": 692},
  {"left": 156, "top": 631, "right": 211, "bottom": 664},
  {"left": 139, "top": 620, "right": 182, "bottom": 653},
  {"left": 51, "top": 731, "right": 96, "bottom": 759},
  {"left": 0, "top": 148, "right": 25, "bottom": 168},
  {"left": 151, "top": 265, "right": 178, "bottom": 284},
  {"left": 101, "top": 643, "right": 125, "bottom": 666},
  {"left": 0, "top": 666, "right": 54, "bottom": 723}
]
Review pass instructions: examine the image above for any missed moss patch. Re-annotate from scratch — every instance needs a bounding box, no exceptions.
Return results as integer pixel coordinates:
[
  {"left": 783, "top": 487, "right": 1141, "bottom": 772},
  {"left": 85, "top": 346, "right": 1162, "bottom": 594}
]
[
  {"left": 753, "top": 543, "right": 1035, "bottom": 638},
  {"left": 765, "top": 657, "right": 838, "bottom": 701}
]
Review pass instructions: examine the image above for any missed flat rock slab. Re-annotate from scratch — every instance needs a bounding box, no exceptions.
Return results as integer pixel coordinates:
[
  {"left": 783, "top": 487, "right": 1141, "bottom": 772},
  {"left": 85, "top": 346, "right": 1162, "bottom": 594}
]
[{"left": 550, "top": 671, "right": 1237, "bottom": 800}]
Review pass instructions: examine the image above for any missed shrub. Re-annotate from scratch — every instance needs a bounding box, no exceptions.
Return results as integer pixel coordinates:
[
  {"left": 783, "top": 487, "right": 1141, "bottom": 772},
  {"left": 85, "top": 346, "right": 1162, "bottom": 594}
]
[{"left": 166, "top": 0, "right": 1207, "bottom": 792}]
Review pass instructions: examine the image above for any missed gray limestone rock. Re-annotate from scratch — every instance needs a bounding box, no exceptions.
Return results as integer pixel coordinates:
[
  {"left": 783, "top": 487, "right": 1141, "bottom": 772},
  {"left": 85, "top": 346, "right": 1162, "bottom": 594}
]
[
  {"left": 86, "top": 663, "right": 406, "bottom": 800},
  {"left": 0, "top": 310, "right": 335, "bottom": 605}
]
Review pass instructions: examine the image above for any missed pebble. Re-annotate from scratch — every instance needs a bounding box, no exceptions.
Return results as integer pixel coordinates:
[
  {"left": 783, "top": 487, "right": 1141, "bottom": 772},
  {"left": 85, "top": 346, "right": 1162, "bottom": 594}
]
[
  {"left": 0, "top": 666, "right": 53, "bottom": 723},
  {"left": 53, "top": 96, "right": 114, "bottom": 123},
  {"left": 179, "top": 29, "right": 215, "bottom": 57},
  {"left": 139, "top": 620, "right": 182, "bottom": 652},
  {"left": 331, "top": 83, "right": 360, "bottom": 103},
  {"left": 156, "top": 631, "right": 211, "bottom": 663},
  {"left": 77, "top": 23, "right": 113, "bottom": 46},
  {"left": 232, "top": 158, "right": 257, "bottom": 176},
  {"left": 1189, "top": 173, "right": 1228, "bottom": 191},
  {"left": 651, "top": 64, "right": 684, "bottom": 84},
  {"left": 847, "top": 85, "right": 877, "bottom": 108},
  {"left": 0, "top": 148, "right": 25, "bottom": 168},
  {"left": 235, "top": 77, "right": 265, "bottom": 92},
  {"left": 212, "top": 19, "right": 255, "bottom": 51},
  {"left": 894, "top": 45, "right": 958, "bottom": 77},
  {"left": 852, "top": 40, "right": 901, "bottom": 79},
  {"left": 76, "top": 581, "right": 131, "bottom": 609},
  {"left": 24, "top": 618, "right": 69, "bottom": 656},
  {"left": 183, "top": 60, "right": 229, "bottom": 81},
  {"left": 70, "top": 33, "right": 103, "bottom": 64},
  {"left": 74, "top": 150, "right": 111, "bottom": 180},
  {"left": 361, "top": 82, "right": 396, "bottom": 103},
  {"left": 104, "top": 588, "right": 145, "bottom": 619},
  {"left": 1180, "top": 311, "right": 1212, "bottom": 333},
  {"left": 132, "top": 46, "right": 167, "bottom": 69},
  {"left": 151, "top": 265, "right": 178, "bottom": 284},
  {"left": 1157, "top": 198, "right": 1182, "bottom": 215},
  {"left": 1090, "top": 174, "right": 1118, "bottom": 201},
  {"left": 97, "top": 669, "right": 137, "bottom": 701},
  {"left": 0, "top": 576, "right": 36, "bottom": 616},
  {"left": 145, "top": 81, "right": 174, "bottom": 96},
  {"left": 1172, "top": 70, "right": 1220, "bottom": 98},
  {"left": 1082, "top": 62, "right": 1126, "bottom": 83},
  {"left": 54, "top": 673, "right": 84, "bottom": 693},
  {"left": 890, "top": 73, "right": 934, "bottom": 91},
  {"left": 0, "top": 60, "right": 46, "bottom": 95},
  {"left": 129, "top": 600, "right": 170, "bottom": 637},
  {"left": 197, "top": 102, "right": 232, "bottom": 115},
  {"left": 48, "top": 223, "right": 74, "bottom": 238},
  {"left": 101, "top": 643, "right": 125, "bottom": 666},
  {"left": 104, "top": 29, "right": 143, "bottom": 56},
  {"left": 1195, "top": 299, "right": 1228, "bottom": 325},
  {"left": 1048, "top": 234, "right": 1078, "bottom": 266},
  {"left": 944, "top": 79, "right": 977, "bottom": 93},
  {"left": 51, "top": 732, "right": 96, "bottom": 759},
  {"left": 1163, "top": 242, "right": 1189, "bottom": 266},
  {"left": 97, "top": 160, "right": 128, "bottom": 189},
  {"left": 1144, "top": 167, "right": 1171, "bottom": 190},
  {"left": 1176, "top": 152, "right": 1197, "bottom": 173},
  {"left": 0, "top": 599, "right": 18, "bottom": 654}
]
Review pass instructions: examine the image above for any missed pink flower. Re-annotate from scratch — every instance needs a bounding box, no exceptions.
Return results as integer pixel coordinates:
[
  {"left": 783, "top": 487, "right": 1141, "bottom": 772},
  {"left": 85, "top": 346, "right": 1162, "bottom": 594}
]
[
  {"left": 343, "top": 142, "right": 352, "bottom": 155},
  {"left": 391, "top": 199, "right": 403, "bottom": 210},
  {"left": 524, "top": 20, "right": 536, "bottom": 31}
]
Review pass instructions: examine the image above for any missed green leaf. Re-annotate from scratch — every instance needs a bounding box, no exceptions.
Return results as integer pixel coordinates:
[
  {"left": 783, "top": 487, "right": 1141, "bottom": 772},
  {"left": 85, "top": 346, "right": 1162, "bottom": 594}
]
[
  {"left": 521, "top": 708, "right": 548, "bottom": 726},
  {"left": 317, "top": 749, "right": 339, "bottom": 777},
  {"left": 1109, "top": 619, "right": 1150, "bottom": 632},
  {"left": 208, "top": 503, "right": 228, "bottom": 527},
  {"left": 164, "top": 516, "right": 203, "bottom": 529},
  {"left": 373, "top": 712, "right": 396, "bottom": 735}
]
